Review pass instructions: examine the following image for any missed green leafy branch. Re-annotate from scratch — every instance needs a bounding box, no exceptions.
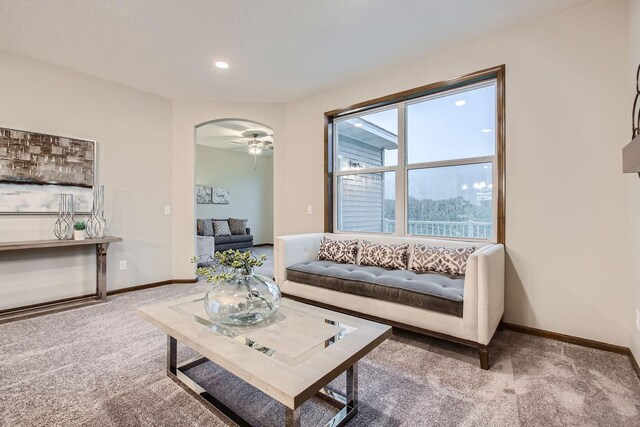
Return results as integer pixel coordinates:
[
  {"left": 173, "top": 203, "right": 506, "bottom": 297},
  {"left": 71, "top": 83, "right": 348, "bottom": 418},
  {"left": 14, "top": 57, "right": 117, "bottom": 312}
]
[{"left": 192, "top": 249, "right": 267, "bottom": 283}]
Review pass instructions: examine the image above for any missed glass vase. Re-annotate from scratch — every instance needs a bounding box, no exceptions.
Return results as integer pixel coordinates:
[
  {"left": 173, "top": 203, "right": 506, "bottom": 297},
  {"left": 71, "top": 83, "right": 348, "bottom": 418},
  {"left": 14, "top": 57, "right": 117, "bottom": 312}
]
[
  {"left": 86, "top": 185, "right": 108, "bottom": 238},
  {"left": 204, "top": 269, "right": 282, "bottom": 326},
  {"left": 53, "top": 194, "right": 74, "bottom": 240}
]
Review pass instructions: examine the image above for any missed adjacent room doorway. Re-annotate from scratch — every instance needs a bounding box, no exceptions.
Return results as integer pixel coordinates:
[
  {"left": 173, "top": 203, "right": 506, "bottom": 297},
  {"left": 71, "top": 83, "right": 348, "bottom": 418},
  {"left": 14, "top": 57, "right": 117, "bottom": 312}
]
[{"left": 194, "top": 119, "right": 274, "bottom": 277}]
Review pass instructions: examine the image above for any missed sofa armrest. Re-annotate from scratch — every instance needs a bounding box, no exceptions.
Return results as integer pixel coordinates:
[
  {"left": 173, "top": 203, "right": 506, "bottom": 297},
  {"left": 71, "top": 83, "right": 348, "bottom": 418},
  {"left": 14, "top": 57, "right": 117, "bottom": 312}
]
[
  {"left": 275, "top": 233, "right": 324, "bottom": 285},
  {"left": 476, "top": 244, "right": 505, "bottom": 345},
  {"left": 196, "top": 235, "right": 215, "bottom": 262}
]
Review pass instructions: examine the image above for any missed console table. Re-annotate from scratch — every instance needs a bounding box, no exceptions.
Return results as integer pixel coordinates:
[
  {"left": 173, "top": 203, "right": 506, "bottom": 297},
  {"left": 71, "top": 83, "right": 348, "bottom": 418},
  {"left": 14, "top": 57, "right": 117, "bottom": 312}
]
[{"left": 0, "top": 236, "right": 122, "bottom": 323}]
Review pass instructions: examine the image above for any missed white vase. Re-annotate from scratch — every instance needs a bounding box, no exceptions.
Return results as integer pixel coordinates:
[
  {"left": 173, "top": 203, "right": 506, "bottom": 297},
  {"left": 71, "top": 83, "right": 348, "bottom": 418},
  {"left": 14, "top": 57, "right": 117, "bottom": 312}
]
[{"left": 74, "top": 230, "right": 85, "bottom": 240}]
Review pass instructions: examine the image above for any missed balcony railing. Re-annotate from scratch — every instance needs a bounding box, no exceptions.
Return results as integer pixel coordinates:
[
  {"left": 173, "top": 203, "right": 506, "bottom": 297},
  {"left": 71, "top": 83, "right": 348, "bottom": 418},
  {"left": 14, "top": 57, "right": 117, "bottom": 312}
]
[{"left": 383, "top": 219, "right": 492, "bottom": 239}]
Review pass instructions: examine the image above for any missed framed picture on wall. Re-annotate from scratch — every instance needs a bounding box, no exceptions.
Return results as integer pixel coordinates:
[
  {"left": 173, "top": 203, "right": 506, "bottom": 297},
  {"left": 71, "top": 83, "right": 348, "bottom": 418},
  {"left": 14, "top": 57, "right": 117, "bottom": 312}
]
[
  {"left": 211, "top": 187, "right": 229, "bottom": 204},
  {"left": 0, "top": 127, "right": 95, "bottom": 214},
  {"left": 196, "top": 186, "right": 212, "bottom": 204}
]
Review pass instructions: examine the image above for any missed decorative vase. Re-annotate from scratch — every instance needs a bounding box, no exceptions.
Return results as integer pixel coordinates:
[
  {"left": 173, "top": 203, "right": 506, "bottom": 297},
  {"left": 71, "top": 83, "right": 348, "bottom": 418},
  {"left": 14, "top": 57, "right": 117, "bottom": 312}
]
[
  {"left": 54, "top": 194, "right": 74, "bottom": 240},
  {"left": 204, "top": 268, "right": 282, "bottom": 326},
  {"left": 86, "top": 185, "right": 108, "bottom": 238},
  {"left": 74, "top": 230, "right": 85, "bottom": 240}
]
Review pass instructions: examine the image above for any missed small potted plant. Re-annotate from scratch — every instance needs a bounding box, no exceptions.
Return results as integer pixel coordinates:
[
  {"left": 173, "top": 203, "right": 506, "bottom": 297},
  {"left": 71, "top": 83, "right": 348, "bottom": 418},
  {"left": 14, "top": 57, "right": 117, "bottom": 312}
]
[{"left": 73, "top": 220, "right": 86, "bottom": 240}]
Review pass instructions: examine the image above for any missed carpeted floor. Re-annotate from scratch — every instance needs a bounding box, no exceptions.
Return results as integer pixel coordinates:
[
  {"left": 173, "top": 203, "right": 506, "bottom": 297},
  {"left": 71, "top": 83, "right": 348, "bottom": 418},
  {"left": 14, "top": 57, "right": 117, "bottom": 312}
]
[
  {"left": 251, "top": 245, "right": 274, "bottom": 279},
  {"left": 1, "top": 281, "right": 639, "bottom": 426}
]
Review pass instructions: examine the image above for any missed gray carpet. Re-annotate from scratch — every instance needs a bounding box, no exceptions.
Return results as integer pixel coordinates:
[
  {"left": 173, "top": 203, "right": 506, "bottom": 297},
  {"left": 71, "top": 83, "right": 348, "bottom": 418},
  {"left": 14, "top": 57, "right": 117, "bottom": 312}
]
[
  {"left": 1, "top": 281, "right": 639, "bottom": 426},
  {"left": 251, "top": 245, "right": 274, "bottom": 279}
]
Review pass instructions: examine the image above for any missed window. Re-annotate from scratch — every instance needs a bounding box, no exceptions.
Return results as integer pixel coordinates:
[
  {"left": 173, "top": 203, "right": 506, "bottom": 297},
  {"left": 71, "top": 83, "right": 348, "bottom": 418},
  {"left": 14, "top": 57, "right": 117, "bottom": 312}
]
[
  {"left": 335, "top": 108, "right": 398, "bottom": 233},
  {"left": 327, "top": 67, "right": 504, "bottom": 242}
]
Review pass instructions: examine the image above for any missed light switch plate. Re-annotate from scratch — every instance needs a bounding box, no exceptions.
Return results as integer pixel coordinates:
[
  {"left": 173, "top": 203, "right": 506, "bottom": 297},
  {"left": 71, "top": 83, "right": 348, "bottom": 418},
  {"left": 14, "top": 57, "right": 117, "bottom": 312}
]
[
  {"left": 164, "top": 205, "right": 171, "bottom": 215},
  {"left": 120, "top": 260, "right": 127, "bottom": 271},
  {"left": 636, "top": 309, "right": 640, "bottom": 332},
  {"left": 307, "top": 205, "right": 313, "bottom": 215}
]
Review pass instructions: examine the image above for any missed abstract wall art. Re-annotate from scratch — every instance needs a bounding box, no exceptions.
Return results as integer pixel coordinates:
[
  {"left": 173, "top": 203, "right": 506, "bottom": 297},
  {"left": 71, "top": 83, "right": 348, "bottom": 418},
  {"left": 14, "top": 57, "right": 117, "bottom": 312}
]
[
  {"left": 211, "top": 187, "right": 230, "bottom": 204},
  {"left": 196, "top": 186, "right": 212, "bottom": 204},
  {"left": 0, "top": 127, "right": 95, "bottom": 213}
]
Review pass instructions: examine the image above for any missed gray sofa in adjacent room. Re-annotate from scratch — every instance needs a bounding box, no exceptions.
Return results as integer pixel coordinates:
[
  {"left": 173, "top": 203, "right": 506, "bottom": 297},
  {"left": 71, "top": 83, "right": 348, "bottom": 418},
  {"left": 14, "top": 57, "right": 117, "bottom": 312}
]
[{"left": 196, "top": 218, "right": 253, "bottom": 262}]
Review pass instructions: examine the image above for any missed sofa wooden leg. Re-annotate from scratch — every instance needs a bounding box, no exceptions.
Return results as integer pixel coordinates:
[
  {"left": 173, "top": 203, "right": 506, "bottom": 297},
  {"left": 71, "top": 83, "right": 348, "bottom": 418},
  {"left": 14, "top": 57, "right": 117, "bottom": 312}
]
[{"left": 478, "top": 344, "right": 489, "bottom": 370}]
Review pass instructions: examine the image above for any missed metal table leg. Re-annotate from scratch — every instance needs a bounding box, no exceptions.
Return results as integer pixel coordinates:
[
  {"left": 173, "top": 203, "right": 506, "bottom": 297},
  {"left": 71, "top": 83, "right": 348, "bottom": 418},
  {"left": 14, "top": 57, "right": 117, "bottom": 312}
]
[
  {"left": 285, "top": 407, "right": 301, "bottom": 427},
  {"left": 314, "top": 363, "right": 359, "bottom": 427},
  {"left": 167, "top": 335, "right": 177, "bottom": 375},
  {"left": 166, "top": 335, "right": 252, "bottom": 427},
  {"left": 166, "top": 336, "right": 359, "bottom": 427},
  {"left": 346, "top": 364, "right": 358, "bottom": 411},
  {"left": 96, "top": 243, "right": 108, "bottom": 301}
]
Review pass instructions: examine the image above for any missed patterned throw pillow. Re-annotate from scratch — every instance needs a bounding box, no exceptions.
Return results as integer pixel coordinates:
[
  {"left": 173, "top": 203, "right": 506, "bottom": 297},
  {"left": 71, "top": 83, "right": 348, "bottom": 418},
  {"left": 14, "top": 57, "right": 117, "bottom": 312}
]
[
  {"left": 197, "top": 219, "right": 213, "bottom": 236},
  {"left": 410, "top": 245, "right": 476, "bottom": 276},
  {"left": 359, "top": 240, "right": 409, "bottom": 270},
  {"left": 317, "top": 237, "right": 359, "bottom": 264},
  {"left": 213, "top": 220, "right": 231, "bottom": 236},
  {"left": 228, "top": 218, "right": 248, "bottom": 235}
]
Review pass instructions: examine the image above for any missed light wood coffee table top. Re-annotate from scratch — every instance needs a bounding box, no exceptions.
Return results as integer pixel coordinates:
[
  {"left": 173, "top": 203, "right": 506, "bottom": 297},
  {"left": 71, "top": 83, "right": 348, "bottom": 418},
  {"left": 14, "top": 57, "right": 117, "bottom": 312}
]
[{"left": 138, "top": 293, "right": 392, "bottom": 409}]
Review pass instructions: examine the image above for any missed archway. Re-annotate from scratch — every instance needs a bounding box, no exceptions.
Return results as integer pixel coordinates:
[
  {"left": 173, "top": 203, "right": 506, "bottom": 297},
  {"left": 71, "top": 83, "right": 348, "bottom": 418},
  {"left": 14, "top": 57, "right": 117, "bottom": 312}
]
[{"left": 193, "top": 118, "right": 275, "bottom": 277}]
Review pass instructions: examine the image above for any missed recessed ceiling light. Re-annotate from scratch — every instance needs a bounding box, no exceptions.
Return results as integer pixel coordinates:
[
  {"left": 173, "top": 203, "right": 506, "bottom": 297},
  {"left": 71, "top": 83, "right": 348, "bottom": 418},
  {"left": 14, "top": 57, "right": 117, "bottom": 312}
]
[
  {"left": 214, "top": 61, "right": 229, "bottom": 69},
  {"left": 353, "top": 123, "right": 364, "bottom": 128},
  {"left": 454, "top": 100, "right": 466, "bottom": 106},
  {"left": 481, "top": 129, "right": 492, "bottom": 133}
]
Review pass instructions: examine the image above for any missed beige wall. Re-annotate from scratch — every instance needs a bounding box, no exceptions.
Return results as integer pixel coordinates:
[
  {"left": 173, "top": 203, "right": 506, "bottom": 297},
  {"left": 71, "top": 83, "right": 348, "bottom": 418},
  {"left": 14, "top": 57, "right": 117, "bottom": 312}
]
[
  {"left": 628, "top": 0, "right": 640, "bottom": 362},
  {"left": 0, "top": 50, "right": 173, "bottom": 308},
  {"left": 195, "top": 145, "right": 274, "bottom": 245},
  {"left": 171, "top": 100, "right": 284, "bottom": 278},
  {"left": 279, "top": 0, "right": 630, "bottom": 346}
]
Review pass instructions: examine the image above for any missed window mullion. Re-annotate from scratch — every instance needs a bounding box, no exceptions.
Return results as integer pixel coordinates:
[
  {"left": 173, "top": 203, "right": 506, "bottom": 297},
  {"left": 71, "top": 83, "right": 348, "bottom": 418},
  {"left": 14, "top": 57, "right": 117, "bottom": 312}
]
[
  {"left": 332, "top": 121, "right": 338, "bottom": 233},
  {"left": 335, "top": 165, "right": 397, "bottom": 176},
  {"left": 406, "top": 156, "right": 495, "bottom": 170},
  {"left": 396, "top": 104, "right": 406, "bottom": 236}
]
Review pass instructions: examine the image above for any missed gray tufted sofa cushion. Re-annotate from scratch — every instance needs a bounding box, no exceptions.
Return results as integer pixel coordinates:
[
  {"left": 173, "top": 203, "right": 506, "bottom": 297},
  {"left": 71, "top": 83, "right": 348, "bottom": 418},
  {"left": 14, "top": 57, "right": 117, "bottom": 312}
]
[{"left": 286, "top": 260, "right": 465, "bottom": 317}]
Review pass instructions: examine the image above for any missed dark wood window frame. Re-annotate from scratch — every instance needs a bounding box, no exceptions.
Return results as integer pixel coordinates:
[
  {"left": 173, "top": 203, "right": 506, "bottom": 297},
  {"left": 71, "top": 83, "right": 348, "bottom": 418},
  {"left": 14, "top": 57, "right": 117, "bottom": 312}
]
[{"left": 324, "top": 65, "right": 506, "bottom": 244}]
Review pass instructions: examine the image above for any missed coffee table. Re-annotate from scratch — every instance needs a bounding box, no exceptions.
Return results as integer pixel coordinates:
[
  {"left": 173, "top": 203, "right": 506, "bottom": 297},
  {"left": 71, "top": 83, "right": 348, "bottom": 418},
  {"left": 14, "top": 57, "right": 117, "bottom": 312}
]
[{"left": 137, "top": 294, "right": 391, "bottom": 427}]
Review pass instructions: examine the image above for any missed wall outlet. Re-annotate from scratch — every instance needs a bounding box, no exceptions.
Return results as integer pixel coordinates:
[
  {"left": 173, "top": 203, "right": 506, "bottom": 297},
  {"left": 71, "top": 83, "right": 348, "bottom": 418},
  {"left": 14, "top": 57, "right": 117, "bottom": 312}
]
[
  {"left": 636, "top": 309, "right": 640, "bottom": 332},
  {"left": 164, "top": 205, "right": 171, "bottom": 215},
  {"left": 307, "top": 205, "right": 313, "bottom": 215},
  {"left": 119, "top": 260, "right": 127, "bottom": 271}
]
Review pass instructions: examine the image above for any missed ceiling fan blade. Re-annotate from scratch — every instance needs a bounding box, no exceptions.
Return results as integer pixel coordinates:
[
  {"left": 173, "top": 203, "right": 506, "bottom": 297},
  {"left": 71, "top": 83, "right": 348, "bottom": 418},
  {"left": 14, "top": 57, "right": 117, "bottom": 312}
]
[{"left": 229, "top": 140, "right": 246, "bottom": 145}]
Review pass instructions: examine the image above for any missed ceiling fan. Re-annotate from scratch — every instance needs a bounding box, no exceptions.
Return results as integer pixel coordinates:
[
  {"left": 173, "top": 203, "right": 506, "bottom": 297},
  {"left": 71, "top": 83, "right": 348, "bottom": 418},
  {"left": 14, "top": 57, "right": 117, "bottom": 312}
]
[
  {"left": 230, "top": 130, "right": 273, "bottom": 153},
  {"left": 230, "top": 129, "right": 273, "bottom": 168}
]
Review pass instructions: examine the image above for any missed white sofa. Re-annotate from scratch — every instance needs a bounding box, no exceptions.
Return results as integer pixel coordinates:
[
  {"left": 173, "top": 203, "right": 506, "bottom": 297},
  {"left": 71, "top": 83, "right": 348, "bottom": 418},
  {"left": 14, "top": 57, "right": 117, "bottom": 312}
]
[
  {"left": 275, "top": 233, "right": 505, "bottom": 369},
  {"left": 196, "top": 235, "right": 215, "bottom": 264}
]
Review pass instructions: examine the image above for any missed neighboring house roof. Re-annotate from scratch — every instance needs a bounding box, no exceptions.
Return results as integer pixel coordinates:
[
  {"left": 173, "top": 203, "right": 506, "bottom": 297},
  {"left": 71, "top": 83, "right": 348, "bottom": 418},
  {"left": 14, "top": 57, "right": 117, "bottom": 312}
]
[{"left": 339, "top": 118, "right": 397, "bottom": 150}]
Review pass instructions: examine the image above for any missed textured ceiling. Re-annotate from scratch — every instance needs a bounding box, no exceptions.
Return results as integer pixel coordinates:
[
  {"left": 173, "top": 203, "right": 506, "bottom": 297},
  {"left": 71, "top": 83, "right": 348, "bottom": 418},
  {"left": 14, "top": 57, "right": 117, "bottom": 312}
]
[{"left": 0, "top": 0, "right": 588, "bottom": 102}]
